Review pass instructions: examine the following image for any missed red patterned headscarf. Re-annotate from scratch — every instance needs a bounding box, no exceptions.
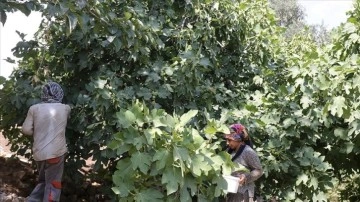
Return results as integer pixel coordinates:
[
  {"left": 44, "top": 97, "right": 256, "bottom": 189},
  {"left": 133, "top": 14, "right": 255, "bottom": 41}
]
[
  {"left": 229, "top": 123, "right": 245, "bottom": 134},
  {"left": 224, "top": 123, "right": 245, "bottom": 141}
]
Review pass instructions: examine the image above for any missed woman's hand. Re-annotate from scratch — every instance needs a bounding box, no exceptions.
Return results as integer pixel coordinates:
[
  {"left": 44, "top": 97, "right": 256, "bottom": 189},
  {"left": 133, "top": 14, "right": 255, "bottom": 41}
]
[{"left": 238, "top": 174, "right": 247, "bottom": 185}]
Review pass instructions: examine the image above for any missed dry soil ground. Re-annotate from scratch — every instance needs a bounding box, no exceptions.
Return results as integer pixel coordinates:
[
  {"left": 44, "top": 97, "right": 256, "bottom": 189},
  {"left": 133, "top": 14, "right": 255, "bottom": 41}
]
[
  {"left": 0, "top": 133, "right": 108, "bottom": 202},
  {"left": 0, "top": 133, "right": 33, "bottom": 201}
]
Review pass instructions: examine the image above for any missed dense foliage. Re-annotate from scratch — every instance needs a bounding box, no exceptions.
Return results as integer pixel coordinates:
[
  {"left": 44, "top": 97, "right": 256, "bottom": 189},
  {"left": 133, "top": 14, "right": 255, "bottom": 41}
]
[
  {"left": 1, "top": 0, "right": 359, "bottom": 201},
  {"left": 109, "top": 103, "right": 235, "bottom": 201}
]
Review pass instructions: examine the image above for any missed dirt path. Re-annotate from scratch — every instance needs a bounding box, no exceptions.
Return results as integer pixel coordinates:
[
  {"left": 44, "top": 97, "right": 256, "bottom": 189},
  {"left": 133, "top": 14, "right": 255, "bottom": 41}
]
[
  {"left": 0, "top": 132, "right": 28, "bottom": 161},
  {"left": 0, "top": 132, "right": 32, "bottom": 201},
  {"left": 0, "top": 132, "right": 102, "bottom": 202}
]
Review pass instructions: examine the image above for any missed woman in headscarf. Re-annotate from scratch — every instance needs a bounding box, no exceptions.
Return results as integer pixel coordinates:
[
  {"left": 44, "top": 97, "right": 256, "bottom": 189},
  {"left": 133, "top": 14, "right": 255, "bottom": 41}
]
[
  {"left": 22, "top": 81, "right": 71, "bottom": 202},
  {"left": 224, "top": 123, "right": 263, "bottom": 202}
]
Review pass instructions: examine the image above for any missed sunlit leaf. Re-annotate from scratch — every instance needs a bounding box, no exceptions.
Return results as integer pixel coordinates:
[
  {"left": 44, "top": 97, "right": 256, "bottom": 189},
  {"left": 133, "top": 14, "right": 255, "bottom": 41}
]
[
  {"left": 329, "top": 96, "right": 347, "bottom": 117},
  {"left": 131, "top": 152, "right": 152, "bottom": 174},
  {"left": 161, "top": 168, "right": 181, "bottom": 195},
  {"left": 296, "top": 173, "right": 309, "bottom": 185},
  {"left": 153, "top": 149, "right": 171, "bottom": 170},
  {"left": 179, "top": 110, "right": 198, "bottom": 127},
  {"left": 134, "top": 188, "right": 163, "bottom": 202},
  {"left": 67, "top": 13, "right": 78, "bottom": 35}
]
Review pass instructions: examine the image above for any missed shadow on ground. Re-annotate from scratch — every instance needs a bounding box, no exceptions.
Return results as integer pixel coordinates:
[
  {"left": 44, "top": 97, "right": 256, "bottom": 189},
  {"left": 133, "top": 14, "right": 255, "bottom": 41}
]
[{"left": 0, "top": 155, "right": 112, "bottom": 202}]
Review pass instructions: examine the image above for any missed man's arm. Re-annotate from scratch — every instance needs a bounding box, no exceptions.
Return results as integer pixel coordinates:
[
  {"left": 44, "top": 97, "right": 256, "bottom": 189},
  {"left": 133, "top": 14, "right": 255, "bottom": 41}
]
[{"left": 22, "top": 107, "right": 34, "bottom": 135}]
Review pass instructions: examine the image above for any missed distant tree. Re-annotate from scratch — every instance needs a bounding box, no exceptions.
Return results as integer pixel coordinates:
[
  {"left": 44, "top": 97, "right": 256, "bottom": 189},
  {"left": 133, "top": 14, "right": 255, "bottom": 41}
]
[
  {"left": 310, "top": 23, "right": 331, "bottom": 45},
  {"left": 269, "top": 0, "right": 305, "bottom": 27},
  {"left": 269, "top": 0, "right": 330, "bottom": 45}
]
